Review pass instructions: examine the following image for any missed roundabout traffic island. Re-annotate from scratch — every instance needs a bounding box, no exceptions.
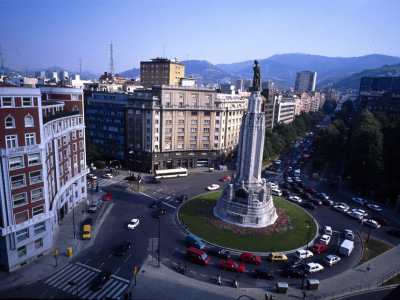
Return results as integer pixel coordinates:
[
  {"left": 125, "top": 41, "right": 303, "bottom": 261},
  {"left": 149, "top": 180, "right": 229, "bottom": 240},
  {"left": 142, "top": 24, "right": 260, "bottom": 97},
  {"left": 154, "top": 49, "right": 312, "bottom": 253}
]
[{"left": 178, "top": 191, "right": 317, "bottom": 253}]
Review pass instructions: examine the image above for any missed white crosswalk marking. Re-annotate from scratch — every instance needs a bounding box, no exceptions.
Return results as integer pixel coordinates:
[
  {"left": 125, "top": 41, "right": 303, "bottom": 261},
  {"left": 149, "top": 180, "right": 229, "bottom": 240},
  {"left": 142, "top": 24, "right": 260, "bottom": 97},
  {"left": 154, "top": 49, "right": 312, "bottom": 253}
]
[{"left": 44, "top": 263, "right": 129, "bottom": 299}]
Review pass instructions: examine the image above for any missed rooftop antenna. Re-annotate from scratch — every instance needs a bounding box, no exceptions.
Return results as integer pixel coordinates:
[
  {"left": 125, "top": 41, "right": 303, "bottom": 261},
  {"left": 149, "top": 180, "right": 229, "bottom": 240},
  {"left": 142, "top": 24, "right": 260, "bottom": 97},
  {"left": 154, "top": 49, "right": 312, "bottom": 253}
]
[
  {"left": 0, "top": 44, "right": 4, "bottom": 76},
  {"left": 110, "top": 41, "right": 114, "bottom": 75}
]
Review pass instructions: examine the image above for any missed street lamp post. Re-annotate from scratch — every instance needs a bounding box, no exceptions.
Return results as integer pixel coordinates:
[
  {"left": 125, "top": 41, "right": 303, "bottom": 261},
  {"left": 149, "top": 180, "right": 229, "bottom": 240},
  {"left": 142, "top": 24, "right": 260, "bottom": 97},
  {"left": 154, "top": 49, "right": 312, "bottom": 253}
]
[
  {"left": 68, "top": 281, "right": 79, "bottom": 299},
  {"left": 158, "top": 216, "right": 161, "bottom": 267},
  {"left": 301, "top": 220, "right": 311, "bottom": 290}
]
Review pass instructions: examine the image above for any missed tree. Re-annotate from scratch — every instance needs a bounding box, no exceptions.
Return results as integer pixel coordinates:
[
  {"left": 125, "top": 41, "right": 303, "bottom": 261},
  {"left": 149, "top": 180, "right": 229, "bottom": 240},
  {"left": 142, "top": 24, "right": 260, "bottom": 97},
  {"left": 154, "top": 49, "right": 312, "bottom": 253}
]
[
  {"left": 86, "top": 144, "right": 101, "bottom": 162},
  {"left": 322, "top": 99, "right": 337, "bottom": 115},
  {"left": 331, "top": 119, "right": 346, "bottom": 135},
  {"left": 342, "top": 100, "right": 354, "bottom": 113}
]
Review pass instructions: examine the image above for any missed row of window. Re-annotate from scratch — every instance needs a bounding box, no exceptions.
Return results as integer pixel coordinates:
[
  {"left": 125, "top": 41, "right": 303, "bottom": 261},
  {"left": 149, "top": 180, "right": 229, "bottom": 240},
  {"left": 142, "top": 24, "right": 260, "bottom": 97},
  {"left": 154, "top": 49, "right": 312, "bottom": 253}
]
[
  {"left": 9, "top": 153, "right": 41, "bottom": 170},
  {"left": 164, "top": 119, "right": 211, "bottom": 125},
  {"left": 5, "top": 115, "right": 34, "bottom": 129},
  {"left": 5, "top": 133, "right": 36, "bottom": 148},
  {"left": 164, "top": 144, "right": 210, "bottom": 150},
  {"left": 13, "top": 189, "right": 44, "bottom": 208},
  {"left": 10, "top": 171, "right": 43, "bottom": 190},
  {"left": 16, "top": 222, "right": 45, "bottom": 244},
  {"left": 1, "top": 97, "right": 33, "bottom": 108}
]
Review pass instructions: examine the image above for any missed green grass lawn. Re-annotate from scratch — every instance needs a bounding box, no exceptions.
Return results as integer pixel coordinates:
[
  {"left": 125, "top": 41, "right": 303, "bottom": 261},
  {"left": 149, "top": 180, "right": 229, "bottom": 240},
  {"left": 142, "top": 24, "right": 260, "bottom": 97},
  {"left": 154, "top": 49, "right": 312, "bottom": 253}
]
[{"left": 178, "top": 192, "right": 317, "bottom": 252}]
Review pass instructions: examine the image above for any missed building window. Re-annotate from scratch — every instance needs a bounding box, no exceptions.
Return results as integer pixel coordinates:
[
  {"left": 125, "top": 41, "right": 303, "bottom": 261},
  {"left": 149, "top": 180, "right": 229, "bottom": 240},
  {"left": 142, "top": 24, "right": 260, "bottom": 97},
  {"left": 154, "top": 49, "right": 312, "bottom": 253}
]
[
  {"left": 165, "top": 111, "right": 172, "bottom": 116},
  {"left": 33, "top": 204, "right": 44, "bottom": 216},
  {"left": 9, "top": 156, "right": 23, "bottom": 169},
  {"left": 28, "top": 153, "right": 40, "bottom": 165},
  {"left": 203, "top": 136, "right": 210, "bottom": 140},
  {"left": 5, "top": 116, "right": 15, "bottom": 128},
  {"left": 2, "top": 97, "right": 13, "bottom": 107},
  {"left": 204, "top": 112, "right": 210, "bottom": 116},
  {"left": 190, "top": 128, "right": 197, "bottom": 132},
  {"left": 165, "top": 144, "right": 171, "bottom": 150},
  {"left": 18, "top": 246, "right": 27, "bottom": 257},
  {"left": 25, "top": 115, "right": 34, "bottom": 127},
  {"left": 30, "top": 170, "right": 42, "bottom": 184},
  {"left": 79, "top": 141, "right": 84, "bottom": 149},
  {"left": 22, "top": 97, "right": 32, "bottom": 106},
  {"left": 16, "top": 228, "right": 29, "bottom": 242},
  {"left": 177, "top": 136, "right": 184, "bottom": 141},
  {"left": 202, "top": 144, "right": 209, "bottom": 148},
  {"left": 178, "top": 120, "right": 184, "bottom": 124},
  {"left": 31, "top": 188, "right": 44, "bottom": 201},
  {"left": 203, "top": 128, "right": 210, "bottom": 132},
  {"left": 34, "top": 222, "right": 45, "bottom": 234},
  {"left": 35, "top": 238, "right": 43, "bottom": 249},
  {"left": 190, "top": 136, "right": 197, "bottom": 140},
  {"left": 11, "top": 174, "right": 25, "bottom": 189},
  {"left": 190, "top": 120, "right": 197, "bottom": 124},
  {"left": 15, "top": 211, "right": 28, "bottom": 224},
  {"left": 165, "top": 128, "right": 172, "bottom": 133},
  {"left": 165, "top": 120, "right": 172, "bottom": 125},
  {"left": 25, "top": 133, "right": 35, "bottom": 146},
  {"left": 191, "top": 111, "right": 198, "bottom": 116},
  {"left": 190, "top": 144, "right": 196, "bottom": 148},
  {"left": 165, "top": 136, "right": 172, "bottom": 141},
  {"left": 6, "top": 135, "right": 17, "bottom": 148},
  {"left": 13, "top": 193, "right": 27, "bottom": 207},
  {"left": 177, "top": 144, "right": 184, "bottom": 149},
  {"left": 178, "top": 111, "right": 185, "bottom": 116}
]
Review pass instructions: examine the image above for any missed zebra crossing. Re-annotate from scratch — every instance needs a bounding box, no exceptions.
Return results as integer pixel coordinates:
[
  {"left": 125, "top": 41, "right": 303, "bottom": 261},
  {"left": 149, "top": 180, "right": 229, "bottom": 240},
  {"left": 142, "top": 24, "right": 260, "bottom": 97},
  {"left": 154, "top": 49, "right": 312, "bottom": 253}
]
[{"left": 44, "top": 263, "right": 130, "bottom": 299}]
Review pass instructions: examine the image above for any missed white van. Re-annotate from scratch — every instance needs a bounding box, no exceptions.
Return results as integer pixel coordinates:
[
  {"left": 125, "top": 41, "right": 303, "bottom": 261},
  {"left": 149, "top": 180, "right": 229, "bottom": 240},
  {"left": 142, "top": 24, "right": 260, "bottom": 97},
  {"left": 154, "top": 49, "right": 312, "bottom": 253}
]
[
  {"left": 271, "top": 189, "right": 282, "bottom": 196},
  {"left": 339, "top": 239, "right": 354, "bottom": 256},
  {"left": 294, "top": 169, "right": 301, "bottom": 177}
]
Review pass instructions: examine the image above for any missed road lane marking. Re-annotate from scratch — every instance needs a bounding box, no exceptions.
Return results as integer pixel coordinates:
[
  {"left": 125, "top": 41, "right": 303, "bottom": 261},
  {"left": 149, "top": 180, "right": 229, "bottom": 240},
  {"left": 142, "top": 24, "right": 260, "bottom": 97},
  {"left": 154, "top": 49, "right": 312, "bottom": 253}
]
[
  {"left": 124, "top": 254, "right": 131, "bottom": 263},
  {"left": 98, "top": 262, "right": 104, "bottom": 269}
]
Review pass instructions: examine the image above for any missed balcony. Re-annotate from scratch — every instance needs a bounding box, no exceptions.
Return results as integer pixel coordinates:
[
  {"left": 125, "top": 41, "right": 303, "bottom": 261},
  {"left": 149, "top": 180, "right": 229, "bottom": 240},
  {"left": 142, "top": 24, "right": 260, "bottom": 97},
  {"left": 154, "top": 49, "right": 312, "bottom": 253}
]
[{"left": 43, "top": 111, "right": 80, "bottom": 124}]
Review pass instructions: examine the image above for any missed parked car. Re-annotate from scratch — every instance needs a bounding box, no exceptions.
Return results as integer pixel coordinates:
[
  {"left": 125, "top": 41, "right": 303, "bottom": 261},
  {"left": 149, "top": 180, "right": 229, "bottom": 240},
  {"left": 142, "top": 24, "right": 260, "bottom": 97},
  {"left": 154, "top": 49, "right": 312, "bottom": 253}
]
[
  {"left": 334, "top": 202, "right": 350, "bottom": 210},
  {"left": 88, "top": 201, "right": 101, "bottom": 213},
  {"left": 220, "top": 260, "right": 245, "bottom": 273},
  {"left": 324, "top": 226, "right": 333, "bottom": 235},
  {"left": 254, "top": 268, "right": 275, "bottom": 280},
  {"left": 286, "top": 177, "right": 293, "bottom": 183},
  {"left": 271, "top": 189, "right": 282, "bottom": 196},
  {"left": 362, "top": 219, "right": 381, "bottom": 228},
  {"left": 127, "top": 218, "right": 140, "bottom": 230},
  {"left": 102, "top": 174, "right": 113, "bottom": 179},
  {"left": 352, "top": 209, "right": 368, "bottom": 217},
  {"left": 103, "top": 192, "right": 113, "bottom": 201},
  {"left": 148, "top": 178, "right": 161, "bottom": 184},
  {"left": 91, "top": 269, "right": 112, "bottom": 291},
  {"left": 322, "top": 255, "right": 341, "bottom": 267},
  {"left": 346, "top": 211, "right": 363, "bottom": 220},
  {"left": 351, "top": 197, "right": 365, "bottom": 205},
  {"left": 301, "top": 193, "right": 312, "bottom": 200},
  {"left": 305, "top": 262, "right": 324, "bottom": 273},
  {"left": 154, "top": 208, "right": 166, "bottom": 218},
  {"left": 282, "top": 182, "right": 291, "bottom": 189},
  {"left": 311, "top": 243, "right": 327, "bottom": 254},
  {"left": 371, "top": 216, "right": 390, "bottom": 226},
  {"left": 316, "top": 193, "right": 329, "bottom": 200},
  {"left": 240, "top": 252, "right": 261, "bottom": 264},
  {"left": 87, "top": 174, "right": 98, "bottom": 180},
  {"left": 283, "top": 266, "right": 306, "bottom": 278},
  {"left": 220, "top": 176, "right": 231, "bottom": 182},
  {"left": 301, "top": 202, "right": 316, "bottom": 210},
  {"left": 282, "top": 190, "right": 292, "bottom": 197},
  {"left": 177, "top": 194, "right": 188, "bottom": 201},
  {"left": 275, "top": 160, "right": 282, "bottom": 165},
  {"left": 309, "top": 198, "right": 322, "bottom": 206},
  {"left": 207, "top": 184, "right": 220, "bottom": 191},
  {"left": 114, "top": 241, "right": 131, "bottom": 256},
  {"left": 322, "top": 199, "right": 334, "bottom": 206},
  {"left": 268, "top": 252, "right": 288, "bottom": 262},
  {"left": 333, "top": 204, "right": 349, "bottom": 212},
  {"left": 208, "top": 247, "right": 231, "bottom": 259},
  {"left": 319, "top": 235, "right": 331, "bottom": 245},
  {"left": 367, "top": 204, "right": 382, "bottom": 212},
  {"left": 288, "top": 196, "right": 302, "bottom": 203},
  {"left": 294, "top": 177, "right": 302, "bottom": 183},
  {"left": 293, "top": 187, "right": 303, "bottom": 194},
  {"left": 305, "top": 187, "right": 317, "bottom": 194},
  {"left": 344, "top": 229, "right": 354, "bottom": 240},
  {"left": 285, "top": 258, "right": 306, "bottom": 269},
  {"left": 294, "top": 250, "right": 313, "bottom": 260}
]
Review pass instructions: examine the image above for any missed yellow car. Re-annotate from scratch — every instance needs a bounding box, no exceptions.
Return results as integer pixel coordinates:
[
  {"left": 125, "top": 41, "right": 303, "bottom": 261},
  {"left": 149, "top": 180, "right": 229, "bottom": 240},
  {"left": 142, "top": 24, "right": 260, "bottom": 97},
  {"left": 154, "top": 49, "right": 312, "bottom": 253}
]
[{"left": 268, "top": 252, "right": 288, "bottom": 262}]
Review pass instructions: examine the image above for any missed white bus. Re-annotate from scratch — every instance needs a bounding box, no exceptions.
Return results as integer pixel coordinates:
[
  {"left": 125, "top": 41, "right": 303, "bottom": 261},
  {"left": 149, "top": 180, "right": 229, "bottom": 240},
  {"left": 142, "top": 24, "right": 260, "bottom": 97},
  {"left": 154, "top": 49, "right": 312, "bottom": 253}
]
[{"left": 155, "top": 167, "right": 188, "bottom": 179}]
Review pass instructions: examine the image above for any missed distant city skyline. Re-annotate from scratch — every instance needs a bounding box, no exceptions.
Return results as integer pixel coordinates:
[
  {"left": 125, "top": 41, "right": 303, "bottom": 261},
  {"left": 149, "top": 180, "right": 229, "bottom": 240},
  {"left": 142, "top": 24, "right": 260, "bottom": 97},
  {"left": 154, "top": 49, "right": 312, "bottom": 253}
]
[{"left": 1, "top": 0, "right": 399, "bottom": 74}]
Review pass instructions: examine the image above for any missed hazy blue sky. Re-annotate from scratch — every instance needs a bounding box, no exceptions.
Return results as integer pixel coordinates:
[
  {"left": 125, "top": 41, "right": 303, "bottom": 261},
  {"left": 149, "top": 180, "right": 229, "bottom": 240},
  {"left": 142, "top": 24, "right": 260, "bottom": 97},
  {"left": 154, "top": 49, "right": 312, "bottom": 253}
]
[{"left": 1, "top": 0, "right": 399, "bottom": 74}]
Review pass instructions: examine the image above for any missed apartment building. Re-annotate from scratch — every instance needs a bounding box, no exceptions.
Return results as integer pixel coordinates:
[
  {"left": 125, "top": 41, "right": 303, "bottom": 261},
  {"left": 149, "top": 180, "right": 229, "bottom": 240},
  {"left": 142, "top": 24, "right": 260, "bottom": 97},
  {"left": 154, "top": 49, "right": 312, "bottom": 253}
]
[
  {"left": 261, "top": 89, "right": 276, "bottom": 130},
  {"left": 140, "top": 57, "right": 185, "bottom": 88},
  {"left": 294, "top": 71, "right": 317, "bottom": 93},
  {"left": 0, "top": 84, "right": 87, "bottom": 272},
  {"left": 273, "top": 94, "right": 296, "bottom": 126}
]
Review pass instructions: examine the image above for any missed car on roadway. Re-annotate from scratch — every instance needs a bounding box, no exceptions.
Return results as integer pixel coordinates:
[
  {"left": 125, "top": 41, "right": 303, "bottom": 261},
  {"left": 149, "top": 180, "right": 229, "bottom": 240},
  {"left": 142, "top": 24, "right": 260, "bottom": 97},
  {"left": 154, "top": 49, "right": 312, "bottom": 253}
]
[
  {"left": 285, "top": 258, "right": 306, "bottom": 269},
  {"left": 91, "top": 269, "right": 112, "bottom": 291},
  {"left": 294, "top": 177, "right": 302, "bottom": 183},
  {"left": 208, "top": 247, "right": 231, "bottom": 259},
  {"left": 319, "top": 235, "right": 331, "bottom": 245},
  {"left": 333, "top": 204, "right": 349, "bottom": 212},
  {"left": 305, "top": 262, "right": 324, "bottom": 273},
  {"left": 324, "top": 226, "right": 333, "bottom": 235},
  {"left": 127, "top": 218, "right": 140, "bottom": 230},
  {"left": 309, "top": 198, "right": 322, "bottom": 206},
  {"left": 362, "top": 219, "right": 381, "bottom": 228},
  {"left": 293, "top": 186, "right": 303, "bottom": 194},
  {"left": 275, "top": 160, "right": 282, "bottom": 165},
  {"left": 87, "top": 174, "right": 98, "bottom": 180},
  {"left": 311, "top": 243, "right": 327, "bottom": 254},
  {"left": 322, "top": 255, "right": 341, "bottom": 267},
  {"left": 282, "top": 190, "right": 292, "bottom": 197},
  {"left": 301, "top": 193, "right": 312, "bottom": 200},
  {"left": 351, "top": 209, "right": 368, "bottom": 217},
  {"left": 148, "top": 178, "right": 161, "bottom": 184},
  {"left": 316, "top": 193, "right": 329, "bottom": 200},
  {"left": 268, "top": 252, "right": 288, "bottom": 262},
  {"left": 347, "top": 211, "right": 363, "bottom": 220},
  {"left": 220, "top": 175, "right": 231, "bottom": 182},
  {"left": 351, "top": 197, "right": 366, "bottom": 205},
  {"left": 271, "top": 189, "right": 282, "bottom": 196},
  {"left": 154, "top": 208, "right": 166, "bottom": 218},
  {"left": 283, "top": 266, "right": 307, "bottom": 278},
  {"left": 282, "top": 182, "right": 291, "bottom": 189},
  {"left": 254, "top": 268, "right": 275, "bottom": 280},
  {"left": 322, "top": 199, "right": 334, "bottom": 206},
  {"left": 149, "top": 200, "right": 163, "bottom": 208},
  {"left": 301, "top": 202, "right": 316, "bottom": 210},
  {"left": 334, "top": 202, "right": 350, "bottom": 210},
  {"left": 287, "top": 167, "right": 292, "bottom": 172},
  {"left": 344, "top": 229, "right": 354, "bottom": 240},
  {"left": 305, "top": 187, "right": 317, "bottom": 194},
  {"left": 286, "top": 177, "right": 293, "bottom": 183},
  {"left": 124, "top": 175, "right": 137, "bottom": 181},
  {"left": 103, "top": 192, "right": 113, "bottom": 201},
  {"left": 88, "top": 201, "right": 101, "bottom": 213},
  {"left": 285, "top": 160, "right": 291, "bottom": 165},
  {"left": 220, "top": 260, "right": 245, "bottom": 273},
  {"left": 367, "top": 204, "right": 382, "bottom": 212},
  {"left": 177, "top": 194, "right": 188, "bottom": 201},
  {"left": 102, "top": 174, "right": 113, "bottom": 179},
  {"left": 294, "top": 250, "right": 313, "bottom": 260},
  {"left": 371, "top": 216, "right": 390, "bottom": 226},
  {"left": 288, "top": 196, "right": 302, "bottom": 203},
  {"left": 207, "top": 184, "right": 220, "bottom": 191},
  {"left": 114, "top": 241, "right": 131, "bottom": 256},
  {"left": 240, "top": 252, "right": 261, "bottom": 264}
]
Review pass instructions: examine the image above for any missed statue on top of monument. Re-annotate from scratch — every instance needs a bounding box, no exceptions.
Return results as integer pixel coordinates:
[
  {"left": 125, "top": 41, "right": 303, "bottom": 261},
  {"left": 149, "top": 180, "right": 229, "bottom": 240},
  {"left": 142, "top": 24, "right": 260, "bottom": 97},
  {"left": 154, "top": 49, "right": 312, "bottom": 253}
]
[{"left": 253, "top": 60, "right": 261, "bottom": 91}]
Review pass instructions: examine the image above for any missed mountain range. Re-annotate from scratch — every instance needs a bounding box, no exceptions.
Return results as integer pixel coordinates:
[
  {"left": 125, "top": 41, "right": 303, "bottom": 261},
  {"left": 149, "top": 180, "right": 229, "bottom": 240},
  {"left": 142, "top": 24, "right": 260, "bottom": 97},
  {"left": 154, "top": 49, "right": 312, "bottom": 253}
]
[{"left": 3, "top": 53, "right": 400, "bottom": 91}]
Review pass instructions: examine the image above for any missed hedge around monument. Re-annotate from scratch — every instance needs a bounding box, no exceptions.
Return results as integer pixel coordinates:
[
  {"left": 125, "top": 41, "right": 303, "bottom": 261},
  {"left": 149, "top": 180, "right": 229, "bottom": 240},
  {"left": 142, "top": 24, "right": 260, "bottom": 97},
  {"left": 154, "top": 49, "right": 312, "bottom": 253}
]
[{"left": 178, "top": 192, "right": 317, "bottom": 253}]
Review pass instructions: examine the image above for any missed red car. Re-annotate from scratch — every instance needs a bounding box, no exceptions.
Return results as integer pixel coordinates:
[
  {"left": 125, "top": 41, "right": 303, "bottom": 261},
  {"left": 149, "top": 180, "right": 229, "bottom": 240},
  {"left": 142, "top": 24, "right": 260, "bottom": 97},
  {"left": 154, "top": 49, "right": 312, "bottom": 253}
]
[
  {"left": 311, "top": 243, "right": 327, "bottom": 254},
  {"left": 240, "top": 252, "right": 261, "bottom": 264},
  {"left": 309, "top": 198, "right": 322, "bottom": 206},
  {"left": 103, "top": 192, "right": 113, "bottom": 201},
  {"left": 305, "top": 187, "right": 317, "bottom": 194},
  {"left": 301, "top": 193, "right": 312, "bottom": 200},
  {"left": 220, "top": 176, "right": 232, "bottom": 182},
  {"left": 371, "top": 216, "right": 390, "bottom": 226},
  {"left": 293, "top": 187, "right": 303, "bottom": 194},
  {"left": 285, "top": 160, "right": 291, "bottom": 165},
  {"left": 220, "top": 260, "right": 245, "bottom": 273}
]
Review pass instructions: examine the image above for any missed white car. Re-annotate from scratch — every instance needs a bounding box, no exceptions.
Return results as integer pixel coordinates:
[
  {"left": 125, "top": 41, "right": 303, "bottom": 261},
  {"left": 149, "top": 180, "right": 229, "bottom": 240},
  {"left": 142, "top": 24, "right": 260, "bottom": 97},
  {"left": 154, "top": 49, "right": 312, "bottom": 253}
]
[
  {"left": 275, "top": 160, "right": 282, "bottom": 165},
  {"left": 88, "top": 174, "right": 98, "bottom": 180},
  {"left": 324, "top": 226, "right": 333, "bottom": 236},
  {"left": 286, "top": 177, "right": 293, "bottom": 183},
  {"left": 103, "top": 174, "right": 113, "bottom": 179},
  {"left": 319, "top": 234, "right": 331, "bottom": 245},
  {"left": 305, "top": 262, "right": 324, "bottom": 273},
  {"left": 362, "top": 219, "right": 381, "bottom": 228},
  {"left": 294, "top": 249, "right": 314, "bottom": 260},
  {"left": 316, "top": 193, "right": 329, "bottom": 200},
  {"left": 294, "top": 177, "right": 301, "bottom": 182},
  {"left": 207, "top": 184, "right": 220, "bottom": 191},
  {"left": 351, "top": 197, "right": 365, "bottom": 205},
  {"left": 333, "top": 205, "right": 349, "bottom": 212},
  {"left": 127, "top": 218, "right": 140, "bottom": 230},
  {"left": 322, "top": 255, "right": 341, "bottom": 267},
  {"left": 345, "top": 229, "right": 354, "bottom": 240},
  {"left": 347, "top": 211, "right": 363, "bottom": 220},
  {"left": 351, "top": 209, "right": 368, "bottom": 217},
  {"left": 271, "top": 189, "right": 282, "bottom": 196},
  {"left": 367, "top": 204, "right": 382, "bottom": 212},
  {"left": 288, "top": 196, "right": 302, "bottom": 203},
  {"left": 334, "top": 202, "right": 350, "bottom": 210}
]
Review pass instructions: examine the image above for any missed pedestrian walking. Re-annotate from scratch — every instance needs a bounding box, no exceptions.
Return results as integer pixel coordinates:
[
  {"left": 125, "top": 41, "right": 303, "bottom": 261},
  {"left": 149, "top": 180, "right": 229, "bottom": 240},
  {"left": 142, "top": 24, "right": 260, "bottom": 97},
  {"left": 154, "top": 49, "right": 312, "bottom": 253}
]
[
  {"left": 129, "top": 291, "right": 132, "bottom": 299},
  {"left": 264, "top": 293, "right": 269, "bottom": 300},
  {"left": 82, "top": 210, "right": 85, "bottom": 216},
  {"left": 269, "top": 295, "right": 274, "bottom": 300},
  {"left": 367, "top": 265, "right": 371, "bottom": 273},
  {"left": 303, "top": 289, "right": 307, "bottom": 299}
]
